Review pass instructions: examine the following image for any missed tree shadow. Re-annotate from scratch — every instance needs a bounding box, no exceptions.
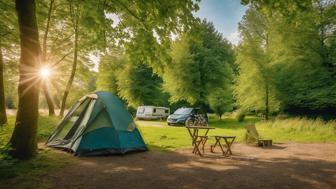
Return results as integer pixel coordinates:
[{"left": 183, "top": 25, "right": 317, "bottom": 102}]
[{"left": 40, "top": 144, "right": 336, "bottom": 189}]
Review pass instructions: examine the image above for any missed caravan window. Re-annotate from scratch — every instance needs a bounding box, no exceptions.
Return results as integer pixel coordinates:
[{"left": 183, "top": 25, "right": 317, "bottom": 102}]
[
  {"left": 153, "top": 108, "right": 156, "bottom": 113},
  {"left": 165, "top": 109, "right": 169, "bottom": 113},
  {"left": 137, "top": 107, "right": 145, "bottom": 114}
]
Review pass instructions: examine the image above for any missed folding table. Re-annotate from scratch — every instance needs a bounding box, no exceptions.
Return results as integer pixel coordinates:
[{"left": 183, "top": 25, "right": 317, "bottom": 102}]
[{"left": 185, "top": 126, "right": 215, "bottom": 156}]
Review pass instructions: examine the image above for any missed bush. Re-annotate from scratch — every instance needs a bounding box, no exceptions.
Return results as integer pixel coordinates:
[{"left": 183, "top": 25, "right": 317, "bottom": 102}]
[
  {"left": 235, "top": 110, "right": 246, "bottom": 122},
  {"left": 5, "top": 97, "right": 15, "bottom": 109}
]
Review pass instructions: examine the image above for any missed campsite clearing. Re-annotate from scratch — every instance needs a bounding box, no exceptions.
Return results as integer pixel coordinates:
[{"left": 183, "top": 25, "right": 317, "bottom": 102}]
[{"left": 3, "top": 143, "right": 336, "bottom": 189}]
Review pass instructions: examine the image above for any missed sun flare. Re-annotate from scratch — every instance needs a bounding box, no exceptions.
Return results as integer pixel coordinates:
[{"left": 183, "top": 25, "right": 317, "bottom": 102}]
[{"left": 39, "top": 67, "right": 51, "bottom": 79}]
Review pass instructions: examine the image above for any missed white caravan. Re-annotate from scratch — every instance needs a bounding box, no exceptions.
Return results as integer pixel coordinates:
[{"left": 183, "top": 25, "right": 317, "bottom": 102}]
[{"left": 136, "top": 106, "right": 170, "bottom": 120}]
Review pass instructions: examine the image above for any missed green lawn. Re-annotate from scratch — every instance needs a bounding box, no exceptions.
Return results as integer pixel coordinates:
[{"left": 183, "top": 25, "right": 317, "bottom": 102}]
[
  {"left": 138, "top": 115, "right": 336, "bottom": 151},
  {"left": 137, "top": 116, "right": 259, "bottom": 150}
]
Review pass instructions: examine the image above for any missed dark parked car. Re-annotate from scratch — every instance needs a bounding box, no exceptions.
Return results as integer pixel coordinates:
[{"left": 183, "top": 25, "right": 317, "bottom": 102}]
[{"left": 167, "top": 107, "right": 208, "bottom": 126}]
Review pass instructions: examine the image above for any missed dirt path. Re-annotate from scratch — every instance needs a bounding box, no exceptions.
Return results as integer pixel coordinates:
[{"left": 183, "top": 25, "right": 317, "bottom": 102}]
[
  {"left": 40, "top": 143, "right": 336, "bottom": 189},
  {"left": 136, "top": 120, "right": 167, "bottom": 127}
]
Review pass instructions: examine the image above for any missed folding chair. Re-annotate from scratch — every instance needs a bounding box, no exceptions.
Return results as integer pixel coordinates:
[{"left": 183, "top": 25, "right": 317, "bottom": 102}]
[
  {"left": 210, "top": 136, "right": 236, "bottom": 156},
  {"left": 245, "top": 125, "right": 272, "bottom": 147}
]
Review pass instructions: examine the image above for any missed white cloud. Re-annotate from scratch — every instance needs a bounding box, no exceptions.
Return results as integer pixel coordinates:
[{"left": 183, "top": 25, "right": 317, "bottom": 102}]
[{"left": 226, "top": 31, "right": 241, "bottom": 46}]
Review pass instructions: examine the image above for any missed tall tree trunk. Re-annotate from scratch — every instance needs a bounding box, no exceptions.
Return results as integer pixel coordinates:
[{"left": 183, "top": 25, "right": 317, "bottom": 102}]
[
  {"left": 9, "top": 0, "right": 41, "bottom": 159},
  {"left": 42, "top": 0, "right": 55, "bottom": 116},
  {"left": 43, "top": 83, "right": 55, "bottom": 116},
  {"left": 59, "top": 19, "right": 78, "bottom": 117},
  {"left": 0, "top": 39, "right": 7, "bottom": 125},
  {"left": 264, "top": 33, "right": 269, "bottom": 120},
  {"left": 265, "top": 82, "right": 269, "bottom": 120}
]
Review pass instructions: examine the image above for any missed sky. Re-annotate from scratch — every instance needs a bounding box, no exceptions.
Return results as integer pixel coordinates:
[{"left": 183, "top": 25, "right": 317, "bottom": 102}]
[{"left": 195, "top": 0, "right": 247, "bottom": 45}]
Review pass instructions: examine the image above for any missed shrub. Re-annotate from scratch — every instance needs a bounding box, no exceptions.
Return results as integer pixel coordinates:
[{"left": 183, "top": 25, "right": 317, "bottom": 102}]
[
  {"left": 235, "top": 110, "right": 246, "bottom": 122},
  {"left": 5, "top": 97, "right": 15, "bottom": 109}
]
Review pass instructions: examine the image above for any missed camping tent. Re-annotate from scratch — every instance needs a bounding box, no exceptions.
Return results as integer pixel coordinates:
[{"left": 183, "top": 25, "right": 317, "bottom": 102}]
[{"left": 47, "top": 91, "right": 147, "bottom": 156}]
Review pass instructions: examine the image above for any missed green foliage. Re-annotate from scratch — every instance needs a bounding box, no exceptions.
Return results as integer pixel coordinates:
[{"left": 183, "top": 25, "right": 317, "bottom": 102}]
[
  {"left": 117, "top": 62, "right": 167, "bottom": 107},
  {"left": 208, "top": 88, "right": 234, "bottom": 119},
  {"left": 105, "top": 0, "right": 200, "bottom": 73},
  {"left": 234, "top": 110, "right": 246, "bottom": 122},
  {"left": 97, "top": 52, "right": 169, "bottom": 108},
  {"left": 237, "top": 1, "right": 336, "bottom": 116},
  {"left": 164, "top": 21, "right": 235, "bottom": 112},
  {"left": 1, "top": 0, "right": 200, "bottom": 112},
  {"left": 96, "top": 52, "right": 125, "bottom": 94},
  {"left": 163, "top": 37, "right": 201, "bottom": 104},
  {"left": 268, "top": 1, "right": 336, "bottom": 115},
  {"left": 235, "top": 7, "right": 280, "bottom": 115}
]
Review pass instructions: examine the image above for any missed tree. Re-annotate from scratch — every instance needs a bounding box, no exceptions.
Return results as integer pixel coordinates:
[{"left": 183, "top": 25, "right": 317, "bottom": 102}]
[
  {"left": 96, "top": 52, "right": 125, "bottom": 95},
  {"left": 0, "top": 38, "right": 6, "bottom": 125},
  {"left": 240, "top": 0, "right": 336, "bottom": 117},
  {"left": 40, "top": 0, "right": 55, "bottom": 116},
  {"left": 9, "top": 0, "right": 41, "bottom": 159},
  {"left": 35, "top": 0, "right": 97, "bottom": 114},
  {"left": 208, "top": 87, "right": 234, "bottom": 119},
  {"left": 59, "top": 0, "right": 80, "bottom": 117},
  {"left": 97, "top": 51, "right": 168, "bottom": 108},
  {"left": 0, "top": 0, "right": 17, "bottom": 125},
  {"left": 117, "top": 61, "right": 167, "bottom": 108},
  {"left": 164, "top": 21, "right": 235, "bottom": 112},
  {"left": 103, "top": 0, "right": 200, "bottom": 74},
  {"left": 270, "top": 1, "right": 336, "bottom": 116},
  {"left": 235, "top": 7, "right": 279, "bottom": 119},
  {"left": 37, "top": 0, "right": 55, "bottom": 116},
  {"left": 56, "top": 0, "right": 199, "bottom": 115},
  {"left": 163, "top": 36, "right": 201, "bottom": 104}
]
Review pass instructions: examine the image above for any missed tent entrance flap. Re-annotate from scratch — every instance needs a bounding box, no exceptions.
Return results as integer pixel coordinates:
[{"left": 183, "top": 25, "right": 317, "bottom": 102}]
[{"left": 47, "top": 97, "right": 92, "bottom": 146}]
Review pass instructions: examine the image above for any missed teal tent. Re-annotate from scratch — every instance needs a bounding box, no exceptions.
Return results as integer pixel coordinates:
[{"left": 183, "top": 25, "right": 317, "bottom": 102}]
[{"left": 47, "top": 91, "right": 147, "bottom": 156}]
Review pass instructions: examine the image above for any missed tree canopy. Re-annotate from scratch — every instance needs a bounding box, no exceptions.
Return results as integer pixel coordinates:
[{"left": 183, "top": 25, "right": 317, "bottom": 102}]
[
  {"left": 163, "top": 21, "right": 235, "bottom": 113},
  {"left": 236, "top": 0, "right": 336, "bottom": 117}
]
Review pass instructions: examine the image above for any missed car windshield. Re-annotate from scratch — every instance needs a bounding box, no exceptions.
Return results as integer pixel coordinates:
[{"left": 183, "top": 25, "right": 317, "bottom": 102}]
[{"left": 174, "top": 108, "right": 192, "bottom": 115}]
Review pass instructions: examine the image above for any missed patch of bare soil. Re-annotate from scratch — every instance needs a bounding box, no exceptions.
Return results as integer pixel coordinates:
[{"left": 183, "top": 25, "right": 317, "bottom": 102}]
[{"left": 41, "top": 143, "right": 336, "bottom": 189}]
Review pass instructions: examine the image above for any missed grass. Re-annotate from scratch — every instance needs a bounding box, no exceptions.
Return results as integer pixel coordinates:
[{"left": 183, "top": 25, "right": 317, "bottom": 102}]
[
  {"left": 0, "top": 116, "right": 60, "bottom": 149},
  {"left": 138, "top": 116, "right": 259, "bottom": 150},
  {"left": 138, "top": 115, "right": 336, "bottom": 151},
  {"left": 0, "top": 149, "right": 74, "bottom": 189},
  {"left": 0, "top": 116, "right": 74, "bottom": 189},
  {"left": 257, "top": 118, "right": 336, "bottom": 142}
]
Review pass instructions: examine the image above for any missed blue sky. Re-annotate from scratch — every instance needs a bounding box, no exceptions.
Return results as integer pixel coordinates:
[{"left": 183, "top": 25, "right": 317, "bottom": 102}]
[{"left": 195, "top": 0, "right": 247, "bottom": 45}]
